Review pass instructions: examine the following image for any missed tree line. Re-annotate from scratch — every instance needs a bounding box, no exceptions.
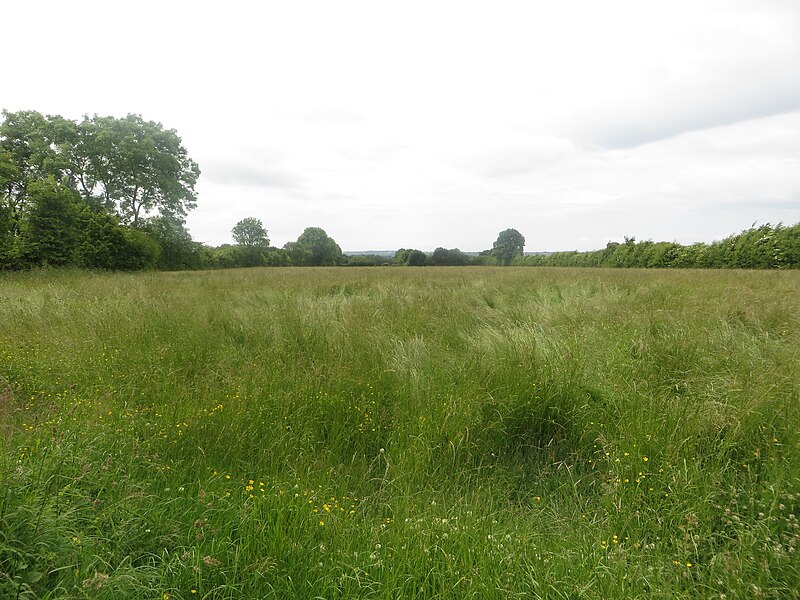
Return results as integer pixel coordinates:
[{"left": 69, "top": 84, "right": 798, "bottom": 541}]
[
  {"left": 515, "top": 224, "right": 800, "bottom": 269},
  {"left": 206, "top": 220, "right": 525, "bottom": 268},
  {"left": 0, "top": 109, "right": 525, "bottom": 271},
  {"left": 3, "top": 109, "right": 797, "bottom": 271}
]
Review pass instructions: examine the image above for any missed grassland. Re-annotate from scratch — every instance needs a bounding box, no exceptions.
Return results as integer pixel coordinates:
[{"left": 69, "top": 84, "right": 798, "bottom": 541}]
[{"left": 1, "top": 266, "right": 799, "bottom": 599}]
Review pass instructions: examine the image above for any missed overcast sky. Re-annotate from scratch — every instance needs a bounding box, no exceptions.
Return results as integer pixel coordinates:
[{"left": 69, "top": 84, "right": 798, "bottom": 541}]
[{"left": 3, "top": 0, "right": 799, "bottom": 251}]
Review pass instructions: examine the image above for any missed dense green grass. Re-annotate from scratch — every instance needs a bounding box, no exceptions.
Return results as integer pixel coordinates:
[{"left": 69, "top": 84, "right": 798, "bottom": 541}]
[{"left": 1, "top": 267, "right": 799, "bottom": 598}]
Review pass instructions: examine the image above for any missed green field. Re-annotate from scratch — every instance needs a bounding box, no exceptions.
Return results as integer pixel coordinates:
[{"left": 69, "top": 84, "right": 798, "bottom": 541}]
[{"left": 1, "top": 267, "right": 799, "bottom": 599}]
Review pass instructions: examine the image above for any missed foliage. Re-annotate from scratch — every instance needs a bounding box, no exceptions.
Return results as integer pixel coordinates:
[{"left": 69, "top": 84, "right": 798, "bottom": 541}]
[
  {"left": 430, "top": 247, "right": 472, "bottom": 266},
  {"left": 284, "top": 227, "right": 343, "bottom": 266},
  {"left": 344, "top": 254, "right": 390, "bottom": 266},
  {"left": 78, "top": 114, "right": 200, "bottom": 226},
  {"left": 517, "top": 223, "right": 800, "bottom": 269},
  {"left": 19, "top": 178, "right": 82, "bottom": 266},
  {"left": 394, "top": 248, "right": 428, "bottom": 266},
  {"left": 143, "top": 216, "right": 205, "bottom": 270},
  {"left": 492, "top": 228, "right": 525, "bottom": 265},
  {"left": 0, "top": 109, "right": 200, "bottom": 271},
  {"left": 205, "top": 244, "right": 290, "bottom": 269},
  {"left": 231, "top": 217, "right": 269, "bottom": 248}
]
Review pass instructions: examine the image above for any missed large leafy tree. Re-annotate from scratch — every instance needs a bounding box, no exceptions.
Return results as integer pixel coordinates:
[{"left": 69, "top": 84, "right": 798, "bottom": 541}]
[
  {"left": 232, "top": 217, "right": 269, "bottom": 247},
  {"left": 0, "top": 110, "right": 201, "bottom": 270},
  {"left": 1, "top": 110, "right": 200, "bottom": 228},
  {"left": 284, "top": 227, "right": 342, "bottom": 266},
  {"left": 492, "top": 228, "right": 525, "bottom": 265},
  {"left": 0, "top": 110, "right": 60, "bottom": 236},
  {"left": 84, "top": 114, "right": 200, "bottom": 226}
]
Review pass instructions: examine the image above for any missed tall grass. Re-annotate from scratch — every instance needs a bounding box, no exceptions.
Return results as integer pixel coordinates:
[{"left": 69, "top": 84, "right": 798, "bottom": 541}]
[{"left": 1, "top": 267, "right": 799, "bottom": 598}]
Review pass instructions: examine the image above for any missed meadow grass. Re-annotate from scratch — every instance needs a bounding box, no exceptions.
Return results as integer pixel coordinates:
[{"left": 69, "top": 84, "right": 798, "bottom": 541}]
[{"left": 1, "top": 266, "right": 799, "bottom": 599}]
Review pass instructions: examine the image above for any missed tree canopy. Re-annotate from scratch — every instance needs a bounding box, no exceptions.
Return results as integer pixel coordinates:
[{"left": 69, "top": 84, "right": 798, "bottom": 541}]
[
  {"left": 0, "top": 109, "right": 200, "bottom": 270},
  {"left": 232, "top": 217, "right": 269, "bottom": 247},
  {"left": 492, "top": 228, "right": 525, "bottom": 265},
  {"left": 284, "top": 227, "right": 342, "bottom": 266},
  {"left": 0, "top": 110, "right": 199, "bottom": 230}
]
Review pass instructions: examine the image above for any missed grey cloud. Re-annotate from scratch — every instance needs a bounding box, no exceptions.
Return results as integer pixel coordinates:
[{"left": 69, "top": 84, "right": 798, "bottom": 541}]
[
  {"left": 202, "top": 157, "right": 305, "bottom": 190},
  {"left": 591, "top": 94, "right": 800, "bottom": 149},
  {"left": 575, "top": 9, "right": 800, "bottom": 149}
]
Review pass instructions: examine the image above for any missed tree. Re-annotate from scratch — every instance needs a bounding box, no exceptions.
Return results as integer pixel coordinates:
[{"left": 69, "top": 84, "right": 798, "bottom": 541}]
[
  {"left": 430, "top": 247, "right": 471, "bottom": 266},
  {"left": 492, "top": 228, "right": 525, "bottom": 265},
  {"left": 143, "top": 215, "right": 204, "bottom": 270},
  {"left": 406, "top": 249, "right": 427, "bottom": 266},
  {"left": 284, "top": 227, "right": 342, "bottom": 266},
  {"left": 0, "top": 110, "right": 202, "bottom": 271},
  {"left": 81, "top": 114, "right": 200, "bottom": 226},
  {"left": 19, "top": 178, "right": 82, "bottom": 267},
  {"left": 446, "top": 248, "right": 471, "bottom": 266},
  {"left": 431, "top": 247, "right": 449, "bottom": 266},
  {"left": 77, "top": 208, "right": 159, "bottom": 270},
  {"left": 232, "top": 217, "right": 269, "bottom": 247},
  {"left": 0, "top": 110, "right": 60, "bottom": 237}
]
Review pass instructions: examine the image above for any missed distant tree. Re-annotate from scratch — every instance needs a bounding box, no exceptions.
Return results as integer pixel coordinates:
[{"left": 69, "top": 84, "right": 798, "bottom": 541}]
[
  {"left": 429, "top": 247, "right": 472, "bottom": 266},
  {"left": 262, "top": 247, "right": 291, "bottom": 266},
  {"left": 284, "top": 227, "right": 342, "bottom": 266},
  {"left": 492, "top": 228, "right": 525, "bottom": 265},
  {"left": 345, "top": 254, "right": 385, "bottom": 266},
  {"left": 232, "top": 217, "right": 269, "bottom": 247},
  {"left": 394, "top": 248, "right": 412, "bottom": 265},
  {"left": 431, "top": 247, "right": 449, "bottom": 266},
  {"left": 406, "top": 249, "right": 427, "bottom": 266},
  {"left": 447, "top": 248, "right": 471, "bottom": 266}
]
